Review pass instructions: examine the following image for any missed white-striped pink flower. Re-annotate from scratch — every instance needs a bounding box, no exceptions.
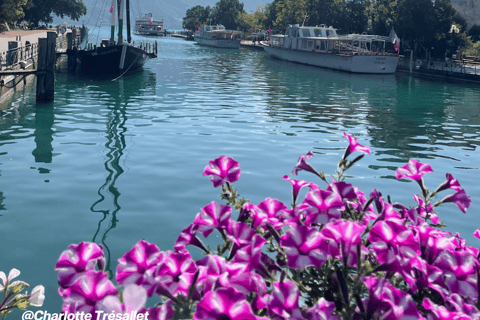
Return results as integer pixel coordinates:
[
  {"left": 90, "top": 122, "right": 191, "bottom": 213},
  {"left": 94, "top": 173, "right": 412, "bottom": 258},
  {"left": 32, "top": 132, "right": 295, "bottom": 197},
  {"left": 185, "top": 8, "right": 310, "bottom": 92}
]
[
  {"left": 244, "top": 198, "right": 290, "bottom": 230},
  {"left": 343, "top": 132, "right": 371, "bottom": 159},
  {"left": 283, "top": 175, "right": 311, "bottom": 205},
  {"left": 115, "top": 240, "right": 164, "bottom": 295},
  {"left": 280, "top": 225, "right": 328, "bottom": 269},
  {"left": 59, "top": 270, "right": 118, "bottom": 316},
  {"left": 266, "top": 279, "right": 303, "bottom": 319},
  {"left": 193, "top": 201, "right": 232, "bottom": 238},
  {"left": 203, "top": 155, "right": 241, "bottom": 187},
  {"left": 55, "top": 242, "right": 105, "bottom": 288},
  {"left": 152, "top": 250, "right": 198, "bottom": 297},
  {"left": 194, "top": 287, "right": 268, "bottom": 320},
  {"left": 303, "top": 188, "right": 345, "bottom": 225}
]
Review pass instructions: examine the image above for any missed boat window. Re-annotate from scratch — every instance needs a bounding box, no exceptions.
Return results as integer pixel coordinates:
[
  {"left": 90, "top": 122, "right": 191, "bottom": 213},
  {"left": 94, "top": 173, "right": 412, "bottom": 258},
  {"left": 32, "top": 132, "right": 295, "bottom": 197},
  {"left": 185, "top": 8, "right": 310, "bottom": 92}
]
[
  {"left": 315, "top": 40, "right": 320, "bottom": 50},
  {"left": 314, "top": 29, "right": 322, "bottom": 37},
  {"left": 272, "top": 37, "right": 281, "bottom": 46},
  {"left": 321, "top": 40, "right": 327, "bottom": 51},
  {"left": 302, "top": 29, "right": 311, "bottom": 37},
  {"left": 307, "top": 40, "right": 314, "bottom": 50},
  {"left": 301, "top": 39, "right": 307, "bottom": 49},
  {"left": 326, "top": 30, "right": 334, "bottom": 37}
]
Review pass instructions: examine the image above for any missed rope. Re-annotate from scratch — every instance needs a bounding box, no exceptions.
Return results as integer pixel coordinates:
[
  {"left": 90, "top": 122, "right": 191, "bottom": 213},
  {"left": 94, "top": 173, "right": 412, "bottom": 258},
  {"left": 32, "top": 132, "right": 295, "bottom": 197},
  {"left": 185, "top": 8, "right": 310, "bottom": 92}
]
[{"left": 111, "top": 52, "right": 140, "bottom": 81}]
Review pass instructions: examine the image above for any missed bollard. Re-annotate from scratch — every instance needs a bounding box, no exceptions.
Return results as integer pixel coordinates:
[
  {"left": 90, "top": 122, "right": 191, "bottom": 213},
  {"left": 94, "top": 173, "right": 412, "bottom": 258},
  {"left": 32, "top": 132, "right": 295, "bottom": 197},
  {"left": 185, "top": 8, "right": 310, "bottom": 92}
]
[
  {"left": 7, "top": 41, "right": 18, "bottom": 66},
  {"left": 36, "top": 32, "right": 56, "bottom": 102}
]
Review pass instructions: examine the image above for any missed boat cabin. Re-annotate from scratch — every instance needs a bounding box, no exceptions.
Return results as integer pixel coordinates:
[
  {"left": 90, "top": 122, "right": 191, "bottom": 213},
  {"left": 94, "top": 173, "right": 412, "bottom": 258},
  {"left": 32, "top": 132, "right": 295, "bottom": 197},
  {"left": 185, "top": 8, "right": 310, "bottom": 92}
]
[
  {"left": 270, "top": 24, "right": 392, "bottom": 56},
  {"left": 195, "top": 25, "right": 240, "bottom": 40}
]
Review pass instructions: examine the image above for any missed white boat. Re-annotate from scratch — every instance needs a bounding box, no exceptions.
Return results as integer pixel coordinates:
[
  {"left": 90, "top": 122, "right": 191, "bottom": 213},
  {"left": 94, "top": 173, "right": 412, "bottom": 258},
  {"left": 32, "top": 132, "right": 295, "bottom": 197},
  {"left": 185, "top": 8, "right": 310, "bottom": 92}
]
[
  {"left": 194, "top": 25, "right": 241, "bottom": 49},
  {"left": 134, "top": 13, "right": 164, "bottom": 36},
  {"left": 263, "top": 24, "right": 399, "bottom": 74}
]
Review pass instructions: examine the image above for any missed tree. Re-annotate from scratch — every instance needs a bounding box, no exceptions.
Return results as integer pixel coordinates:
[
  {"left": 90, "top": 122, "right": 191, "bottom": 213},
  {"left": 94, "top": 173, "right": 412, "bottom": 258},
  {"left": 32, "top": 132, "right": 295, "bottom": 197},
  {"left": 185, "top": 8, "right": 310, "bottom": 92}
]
[
  {"left": 210, "top": 0, "right": 245, "bottom": 30},
  {"left": 0, "top": 0, "right": 32, "bottom": 26},
  {"left": 368, "top": 0, "right": 397, "bottom": 36},
  {"left": 468, "top": 24, "right": 480, "bottom": 42},
  {"left": 182, "top": 5, "right": 211, "bottom": 31},
  {"left": 238, "top": 4, "right": 268, "bottom": 33},
  {"left": 23, "top": 0, "right": 86, "bottom": 27}
]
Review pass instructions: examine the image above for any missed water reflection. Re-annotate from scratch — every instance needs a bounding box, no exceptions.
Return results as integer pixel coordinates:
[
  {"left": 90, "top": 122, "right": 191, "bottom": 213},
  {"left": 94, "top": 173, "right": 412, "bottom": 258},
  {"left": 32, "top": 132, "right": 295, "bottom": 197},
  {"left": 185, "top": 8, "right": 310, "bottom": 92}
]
[
  {"left": 260, "top": 58, "right": 398, "bottom": 131},
  {"left": 32, "top": 106, "right": 54, "bottom": 163},
  {"left": 86, "top": 71, "right": 156, "bottom": 277}
]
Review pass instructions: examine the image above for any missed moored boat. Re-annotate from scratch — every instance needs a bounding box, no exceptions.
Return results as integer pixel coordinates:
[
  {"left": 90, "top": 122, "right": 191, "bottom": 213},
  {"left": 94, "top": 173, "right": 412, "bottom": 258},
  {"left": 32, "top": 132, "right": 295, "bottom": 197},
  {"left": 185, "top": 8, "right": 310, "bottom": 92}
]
[
  {"left": 76, "top": 0, "right": 157, "bottom": 75},
  {"left": 263, "top": 24, "right": 400, "bottom": 74},
  {"left": 194, "top": 25, "right": 241, "bottom": 49},
  {"left": 134, "top": 13, "right": 164, "bottom": 36}
]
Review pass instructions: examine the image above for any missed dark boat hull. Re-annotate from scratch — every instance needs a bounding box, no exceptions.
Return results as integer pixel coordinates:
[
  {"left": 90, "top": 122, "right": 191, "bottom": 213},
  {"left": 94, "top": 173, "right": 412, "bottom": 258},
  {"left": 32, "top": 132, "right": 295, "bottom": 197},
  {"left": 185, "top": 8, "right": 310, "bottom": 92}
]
[{"left": 77, "top": 44, "right": 156, "bottom": 74}]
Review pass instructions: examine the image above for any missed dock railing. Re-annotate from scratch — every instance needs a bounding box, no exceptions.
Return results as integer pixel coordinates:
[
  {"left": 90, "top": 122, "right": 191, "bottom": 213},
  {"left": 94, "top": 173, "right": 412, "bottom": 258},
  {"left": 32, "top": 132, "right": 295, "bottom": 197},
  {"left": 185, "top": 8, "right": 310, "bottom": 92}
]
[{"left": 398, "top": 56, "right": 480, "bottom": 76}]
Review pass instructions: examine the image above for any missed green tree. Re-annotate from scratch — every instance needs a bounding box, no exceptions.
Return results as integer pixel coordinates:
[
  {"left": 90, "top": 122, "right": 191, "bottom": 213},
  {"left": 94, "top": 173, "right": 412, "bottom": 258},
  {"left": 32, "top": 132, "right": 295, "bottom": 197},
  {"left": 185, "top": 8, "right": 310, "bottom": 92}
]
[
  {"left": 368, "top": 0, "right": 397, "bottom": 36},
  {"left": 182, "top": 5, "right": 211, "bottom": 31},
  {"left": 210, "top": 0, "right": 245, "bottom": 30},
  {"left": 0, "top": 0, "right": 32, "bottom": 26},
  {"left": 22, "top": 0, "right": 86, "bottom": 27},
  {"left": 238, "top": 4, "right": 268, "bottom": 33},
  {"left": 468, "top": 24, "right": 480, "bottom": 42}
]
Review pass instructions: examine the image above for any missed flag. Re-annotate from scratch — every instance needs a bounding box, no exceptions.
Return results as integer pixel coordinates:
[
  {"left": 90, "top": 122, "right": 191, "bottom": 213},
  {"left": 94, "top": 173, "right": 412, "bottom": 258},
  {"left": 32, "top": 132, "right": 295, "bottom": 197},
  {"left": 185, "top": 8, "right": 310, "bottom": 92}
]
[
  {"left": 109, "top": 5, "right": 113, "bottom": 13},
  {"left": 149, "top": 19, "right": 153, "bottom": 25},
  {"left": 198, "top": 26, "right": 200, "bottom": 30},
  {"left": 388, "top": 27, "right": 400, "bottom": 52},
  {"left": 269, "top": 27, "right": 272, "bottom": 34}
]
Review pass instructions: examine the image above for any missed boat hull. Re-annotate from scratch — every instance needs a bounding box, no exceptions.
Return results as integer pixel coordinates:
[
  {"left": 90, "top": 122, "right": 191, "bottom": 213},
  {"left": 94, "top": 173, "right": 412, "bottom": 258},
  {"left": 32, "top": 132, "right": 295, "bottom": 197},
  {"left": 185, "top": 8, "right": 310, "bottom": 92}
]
[
  {"left": 195, "top": 37, "right": 240, "bottom": 49},
  {"left": 77, "top": 44, "right": 156, "bottom": 74},
  {"left": 263, "top": 45, "right": 398, "bottom": 74}
]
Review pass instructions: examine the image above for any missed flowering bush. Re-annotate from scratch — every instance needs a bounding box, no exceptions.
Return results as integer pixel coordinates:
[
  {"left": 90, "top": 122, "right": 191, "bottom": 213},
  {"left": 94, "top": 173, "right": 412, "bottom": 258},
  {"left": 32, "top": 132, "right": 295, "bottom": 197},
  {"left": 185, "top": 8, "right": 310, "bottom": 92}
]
[
  {"left": 0, "top": 268, "right": 45, "bottom": 318},
  {"left": 54, "top": 133, "right": 477, "bottom": 320}
]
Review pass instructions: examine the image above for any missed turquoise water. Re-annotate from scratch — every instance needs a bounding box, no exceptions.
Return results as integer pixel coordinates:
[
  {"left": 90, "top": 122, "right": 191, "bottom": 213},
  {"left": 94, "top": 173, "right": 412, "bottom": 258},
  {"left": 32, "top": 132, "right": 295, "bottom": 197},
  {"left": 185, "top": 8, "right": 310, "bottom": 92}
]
[{"left": 1, "top": 35, "right": 480, "bottom": 313}]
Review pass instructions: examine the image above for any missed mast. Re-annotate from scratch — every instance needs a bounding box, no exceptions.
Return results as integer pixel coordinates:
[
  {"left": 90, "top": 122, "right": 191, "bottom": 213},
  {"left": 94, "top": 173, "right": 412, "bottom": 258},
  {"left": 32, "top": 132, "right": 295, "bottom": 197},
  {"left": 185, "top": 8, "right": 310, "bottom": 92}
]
[
  {"left": 110, "top": 0, "right": 115, "bottom": 41},
  {"left": 118, "top": 0, "right": 124, "bottom": 43},
  {"left": 126, "top": 0, "right": 132, "bottom": 43}
]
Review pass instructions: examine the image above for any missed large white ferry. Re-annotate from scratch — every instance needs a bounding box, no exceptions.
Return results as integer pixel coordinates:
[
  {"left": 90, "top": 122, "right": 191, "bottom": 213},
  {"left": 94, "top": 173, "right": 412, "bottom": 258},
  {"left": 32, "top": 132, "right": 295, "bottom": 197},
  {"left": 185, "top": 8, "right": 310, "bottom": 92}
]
[
  {"left": 263, "top": 24, "right": 399, "bottom": 74},
  {"left": 134, "top": 13, "right": 164, "bottom": 36},
  {"left": 194, "top": 25, "right": 241, "bottom": 49}
]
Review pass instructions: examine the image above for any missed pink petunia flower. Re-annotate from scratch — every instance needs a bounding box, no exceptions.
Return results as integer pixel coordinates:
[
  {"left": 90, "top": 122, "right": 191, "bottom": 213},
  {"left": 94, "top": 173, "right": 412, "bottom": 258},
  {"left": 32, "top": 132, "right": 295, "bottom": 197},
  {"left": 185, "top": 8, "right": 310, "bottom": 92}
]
[
  {"left": 436, "top": 173, "right": 462, "bottom": 193},
  {"left": 55, "top": 242, "right": 105, "bottom": 288},
  {"left": 152, "top": 250, "right": 198, "bottom": 298},
  {"left": 193, "top": 201, "right": 232, "bottom": 238},
  {"left": 342, "top": 132, "right": 371, "bottom": 159},
  {"left": 291, "top": 151, "right": 320, "bottom": 176},
  {"left": 59, "top": 270, "right": 118, "bottom": 316},
  {"left": 115, "top": 240, "right": 164, "bottom": 295},
  {"left": 303, "top": 298, "right": 340, "bottom": 320},
  {"left": 203, "top": 155, "right": 241, "bottom": 188},
  {"left": 280, "top": 225, "right": 327, "bottom": 269},
  {"left": 440, "top": 189, "right": 471, "bottom": 213},
  {"left": 173, "top": 223, "right": 208, "bottom": 253},
  {"left": 283, "top": 175, "right": 311, "bottom": 204},
  {"left": 303, "top": 188, "right": 345, "bottom": 225},
  {"left": 243, "top": 198, "right": 290, "bottom": 230},
  {"left": 266, "top": 279, "right": 303, "bottom": 319},
  {"left": 320, "top": 219, "right": 366, "bottom": 267},
  {"left": 395, "top": 159, "right": 433, "bottom": 182},
  {"left": 194, "top": 287, "right": 268, "bottom": 320},
  {"left": 96, "top": 284, "right": 148, "bottom": 317}
]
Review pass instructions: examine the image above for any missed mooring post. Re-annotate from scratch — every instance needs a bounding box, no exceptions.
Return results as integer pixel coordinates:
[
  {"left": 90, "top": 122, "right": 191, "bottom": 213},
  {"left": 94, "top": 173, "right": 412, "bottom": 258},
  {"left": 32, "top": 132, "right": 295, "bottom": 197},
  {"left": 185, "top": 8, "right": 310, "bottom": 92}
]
[
  {"left": 7, "top": 41, "right": 18, "bottom": 66},
  {"left": 36, "top": 38, "right": 47, "bottom": 101},
  {"left": 66, "top": 32, "right": 76, "bottom": 72},
  {"left": 36, "top": 32, "right": 56, "bottom": 102}
]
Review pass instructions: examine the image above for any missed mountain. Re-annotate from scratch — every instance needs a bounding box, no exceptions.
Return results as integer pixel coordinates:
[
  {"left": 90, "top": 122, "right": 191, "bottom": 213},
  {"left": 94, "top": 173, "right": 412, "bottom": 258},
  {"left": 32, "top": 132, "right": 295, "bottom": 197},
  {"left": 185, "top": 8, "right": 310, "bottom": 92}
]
[{"left": 53, "top": 0, "right": 270, "bottom": 30}]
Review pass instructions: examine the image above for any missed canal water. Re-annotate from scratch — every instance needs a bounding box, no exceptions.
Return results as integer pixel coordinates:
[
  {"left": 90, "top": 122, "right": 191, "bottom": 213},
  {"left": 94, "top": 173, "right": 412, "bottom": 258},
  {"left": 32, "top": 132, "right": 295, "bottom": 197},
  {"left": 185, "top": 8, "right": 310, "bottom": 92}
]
[{"left": 1, "top": 34, "right": 480, "bottom": 313}]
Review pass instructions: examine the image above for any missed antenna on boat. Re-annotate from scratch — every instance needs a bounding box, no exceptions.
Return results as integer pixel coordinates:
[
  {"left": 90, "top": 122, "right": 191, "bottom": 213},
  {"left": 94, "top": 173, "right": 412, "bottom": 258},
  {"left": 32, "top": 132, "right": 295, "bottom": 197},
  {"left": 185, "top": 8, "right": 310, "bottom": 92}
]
[{"left": 302, "top": 13, "right": 308, "bottom": 27}]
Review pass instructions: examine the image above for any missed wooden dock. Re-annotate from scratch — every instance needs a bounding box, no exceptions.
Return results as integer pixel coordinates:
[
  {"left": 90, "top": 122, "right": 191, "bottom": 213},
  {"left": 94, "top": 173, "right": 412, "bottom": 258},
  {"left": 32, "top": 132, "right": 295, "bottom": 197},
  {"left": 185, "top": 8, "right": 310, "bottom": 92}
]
[{"left": 0, "top": 27, "right": 85, "bottom": 103}]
